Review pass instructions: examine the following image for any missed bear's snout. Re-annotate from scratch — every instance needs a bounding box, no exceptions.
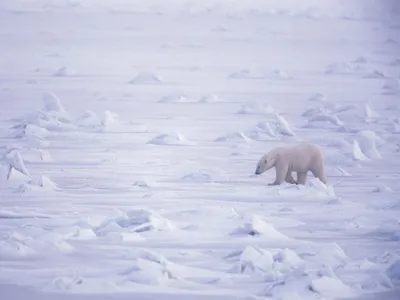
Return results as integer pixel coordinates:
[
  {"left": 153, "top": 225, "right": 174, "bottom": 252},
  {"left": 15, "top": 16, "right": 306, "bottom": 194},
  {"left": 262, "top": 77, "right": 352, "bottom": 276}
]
[{"left": 255, "top": 167, "right": 261, "bottom": 175}]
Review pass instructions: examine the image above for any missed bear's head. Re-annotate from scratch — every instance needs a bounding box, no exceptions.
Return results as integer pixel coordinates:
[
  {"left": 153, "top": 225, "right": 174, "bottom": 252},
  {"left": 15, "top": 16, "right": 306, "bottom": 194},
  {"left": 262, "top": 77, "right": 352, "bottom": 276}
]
[{"left": 255, "top": 151, "right": 278, "bottom": 175}]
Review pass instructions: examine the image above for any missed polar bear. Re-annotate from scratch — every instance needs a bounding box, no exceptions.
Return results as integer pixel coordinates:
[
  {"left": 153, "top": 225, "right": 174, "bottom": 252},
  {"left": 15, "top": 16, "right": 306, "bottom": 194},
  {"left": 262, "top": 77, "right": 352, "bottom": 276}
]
[{"left": 254, "top": 143, "right": 327, "bottom": 186}]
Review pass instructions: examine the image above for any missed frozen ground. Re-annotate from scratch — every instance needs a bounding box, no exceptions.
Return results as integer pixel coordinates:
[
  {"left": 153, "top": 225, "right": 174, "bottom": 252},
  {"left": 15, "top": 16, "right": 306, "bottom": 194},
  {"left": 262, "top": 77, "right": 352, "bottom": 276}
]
[{"left": 1, "top": 0, "right": 400, "bottom": 299}]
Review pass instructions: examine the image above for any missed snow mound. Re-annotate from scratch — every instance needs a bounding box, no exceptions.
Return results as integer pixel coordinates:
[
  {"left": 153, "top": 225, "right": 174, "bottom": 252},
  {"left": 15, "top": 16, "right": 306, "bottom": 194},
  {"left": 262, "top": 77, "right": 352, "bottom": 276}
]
[
  {"left": 181, "top": 168, "right": 227, "bottom": 183},
  {"left": 237, "top": 102, "right": 275, "bottom": 115},
  {"left": 302, "top": 106, "right": 328, "bottom": 118},
  {"left": 332, "top": 166, "right": 352, "bottom": 177},
  {"left": 235, "top": 113, "right": 295, "bottom": 139},
  {"left": 372, "top": 184, "right": 393, "bottom": 193},
  {"left": 158, "top": 93, "right": 195, "bottom": 103},
  {"left": 44, "top": 224, "right": 98, "bottom": 242},
  {"left": 15, "top": 106, "right": 127, "bottom": 137},
  {"left": 132, "top": 180, "right": 153, "bottom": 188},
  {"left": 363, "top": 70, "right": 386, "bottom": 79},
  {"left": 245, "top": 114, "right": 300, "bottom": 139},
  {"left": 0, "top": 230, "right": 74, "bottom": 259},
  {"left": 2, "top": 149, "right": 30, "bottom": 180},
  {"left": 306, "top": 178, "right": 336, "bottom": 198},
  {"left": 245, "top": 121, "right": 277, "bottom": 141},
  {"left": 228, "top": 68, "right": 262, "bottom": 79},
  {"left": 102, "top": 110, "right": 119, "bottom": 128},
  {"left": 265, "top": 68, "right": 292, "bottom": 80},
  {"left": 387, "top": 120, "right": 400, "bottom": 134},
  {"left": 324, "top": 61, "right": 373, "bottom": 76},
  {"left": 232, "top": 216, "right": 290, "bottom": 241},
  {"left": 43, "top": 91, "right": 67, "bottom": 114},
  {"left": 309, "top": 276, "right": 357, "bottom": 298},
  {"left": 75, "top": 111, "right": 101, "bottom": 128},
  {"left": 356, "top": 130, "right": 384, "bottom": 160},
  {"left": 123, "top": 250, "right": 179, "bottom": 285},
  {"left": 274, "top": 248, "right": 305, "bottom": 270},
  {"left": 303, "top": 112, "right": 343, "bottom": 129},
  {"left": 302, "top": 103, "right": 361, "bottom": 126},
  {"left": 95, "top": 209, "right": 176, "bottom": 237},
  {"left": 48, "top": 276, "right": 86, "bottom": 293},
  {"left": 19, "top": 124, "right": 50, "bottom": 140},
  {"left": 324, "top": 62, "right": 356, "bottom": 74},
  {"left": 235, "top": 246, "right": 274, "bottom": 273},
  {"left": 364, "top": 103, "right": 380, "bottom": 121},
  {"left": 96, "top": 227, "right": 145, "bottom": 242},
  {"left": 274, "top": 113, "right": 295, "bottom": 136},
  {"left": 212, "top": 26, "right": 228, "bottom": 32},
  {"left": 250, "top": 243, "right": 357, "bottom": 299},
  {"left": 0, "top": 209, "right": 49, "bottom": 220},
  {"left": 308, "top": 243, "right": 350, "bottom": 268},
  {"left": 384, "top": 38, "right": 397, "bottom": 45},
  {"left": 180, "top": 171, "right": 212, "bottom": 182},
  {"left": 128, "top": 71, "right": 162, "bottom": 84},
  {"left": 386, "top": 260, "right": 400, "bottom": 282},
  {"left": 326, "top": 147, "right": 356, "bottom": 169},
  {"left": 382, "top": 78, "right": 400, "bottom": 94},
  {"left": 390, "top": 58, "right": 400, "bottom": 66},
  {"left": 197, "top": 94, "right": 224, "bottom": 103},
  {"left": 147, "top": 133, "right": 195, "bottom": 146},
  {"left": 160, "top": 42, "right": 176, "bottom": 49},
  {"left": 64, "top": 226, "right": 97, "bottom": 241},
  {"left": 228, "top": 246, "right": 305, "bottom": 276},
  {"left": 43, "top": 91, "right": 70, "bottom": 122},
  {"left": 27, "top": 175, "right": 57, "bottom": 189},
  {"left": 326, "top": 103, "right": 358, "bottom": 117},
  {"left": 94, "top": 222, "right": 141, "bottom": 241},
  {"left": 352, "top": 140, "right": 370, "bottom": 161},
  {"left": 228, "top": 68, "right": 291, "bottom": 80},
  {"left": 52, "top": 66, "right": 77, "bottom": 77},
  {"left": 75, "top": 110, "right": 119, "bottom": 131},
  {"left": 0, "top": 233, "right": 37, "bottom": 259},
  {"left": 255, "top": 121, "right": 277, "bottom": 136},
  {"left": 354, "top": 56, "right": 369, "bottom": 64},
  {"left": 326, "top": 137, "right": 352, "bottom": 149},
  {"left": 214, "top": 131, "right": 251, "bottom": 142},
  {"left": 341, "top": 258, "right": 379, "bottom": 272},
  {"left": 11, "top": 92, "right": 75, "bottom": 134},
  {"left": 308, "top": 93, "right": 327, "bottom": 102},
  {"left": 24, "top": 111, "right": 75, "bottom": 132},
  {"left": 263, "top": 267, "right": 354, "bottom": 299}
]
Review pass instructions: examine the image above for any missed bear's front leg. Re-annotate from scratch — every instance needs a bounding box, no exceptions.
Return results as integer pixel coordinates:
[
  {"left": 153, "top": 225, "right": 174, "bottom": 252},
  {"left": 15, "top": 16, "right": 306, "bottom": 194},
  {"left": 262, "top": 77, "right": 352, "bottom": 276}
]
[
  {"left": 268, "top": 160, "right": 288, "bottom": 186},
  {"left": 285, "top": 171, "right": 297, "bottom": 184}
]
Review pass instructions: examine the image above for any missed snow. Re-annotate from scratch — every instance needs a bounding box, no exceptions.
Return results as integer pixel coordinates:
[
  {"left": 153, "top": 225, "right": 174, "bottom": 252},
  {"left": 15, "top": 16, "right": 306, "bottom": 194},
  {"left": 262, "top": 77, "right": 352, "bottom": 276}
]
[
  {"left": 147, "top": 133, "right": 196, "bottom": 146},
  {"left": 128, "top": 72, "right": 162, "bottom": 85},
  {"left": 1, "top": 0, "right": 400, "bottom": 299},
  {"left": 27, "top": 175, "right": 58, "bottom": 189},
  {"left": 352, "top": 140, "right": 370, "bottom": 161},
  {"left": 52, "top": 66, "right": 78, "bottom": 77},
  {"left": 1, "top": 148, "right": 31, "bottom": 180},
  {"left": 382, "top": 78, "right": 400, "bottom": 94}
]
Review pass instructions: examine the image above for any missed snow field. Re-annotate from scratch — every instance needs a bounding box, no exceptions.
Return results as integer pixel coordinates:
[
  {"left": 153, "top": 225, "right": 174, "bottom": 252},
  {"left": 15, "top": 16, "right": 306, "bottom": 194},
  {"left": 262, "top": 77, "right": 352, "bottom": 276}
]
[{"left": 1, "top": 0, "right": 400, "bottom": 299}]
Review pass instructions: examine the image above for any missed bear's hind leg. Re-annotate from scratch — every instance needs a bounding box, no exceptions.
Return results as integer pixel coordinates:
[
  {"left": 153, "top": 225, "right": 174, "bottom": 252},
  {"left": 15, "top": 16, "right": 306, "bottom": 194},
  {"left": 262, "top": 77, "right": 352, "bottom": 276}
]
[
  {"left": 285, "top": 171, "right": 297, "bottom": 184},
  {"left": 297, "top": 172, "right": 307, "bottom": 185}
]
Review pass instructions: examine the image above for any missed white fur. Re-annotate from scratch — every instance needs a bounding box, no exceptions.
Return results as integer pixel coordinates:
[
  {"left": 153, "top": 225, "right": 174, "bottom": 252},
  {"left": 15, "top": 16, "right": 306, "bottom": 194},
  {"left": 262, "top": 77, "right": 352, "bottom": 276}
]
[{"left": 255, "top": 143, "right": 327, "bottom": 185}]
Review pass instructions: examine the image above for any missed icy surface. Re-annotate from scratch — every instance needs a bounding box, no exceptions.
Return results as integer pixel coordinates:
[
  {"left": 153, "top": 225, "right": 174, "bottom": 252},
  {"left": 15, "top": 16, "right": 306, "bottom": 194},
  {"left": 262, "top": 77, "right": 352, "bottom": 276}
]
[{"left": 0, "top": 1, "right": 400, "bottom": 300}]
